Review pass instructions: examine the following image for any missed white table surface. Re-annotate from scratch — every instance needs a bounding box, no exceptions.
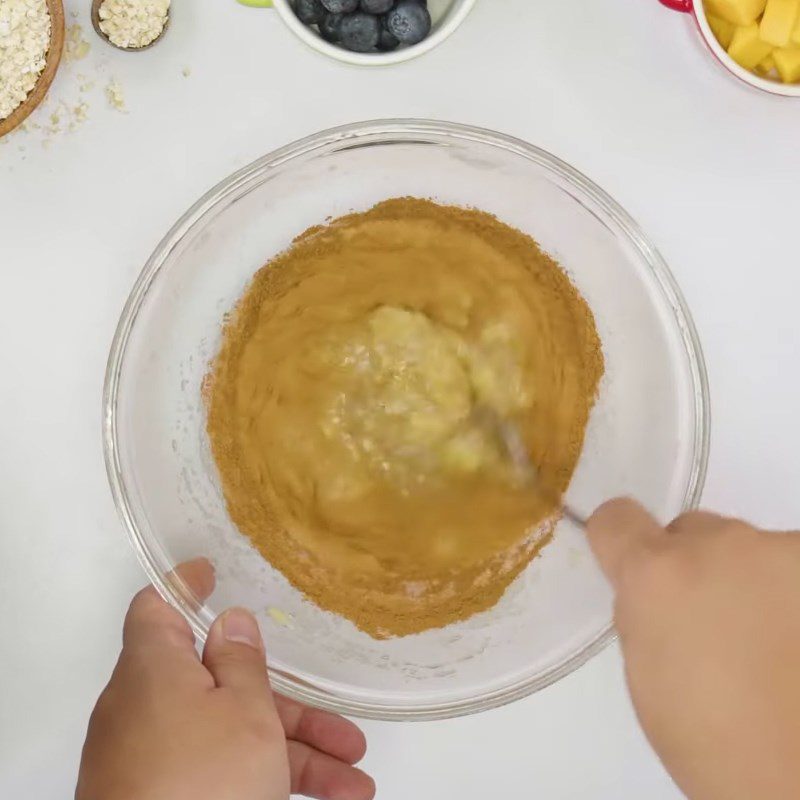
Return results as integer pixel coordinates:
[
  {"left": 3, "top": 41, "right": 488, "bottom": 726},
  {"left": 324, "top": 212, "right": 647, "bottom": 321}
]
[{"left": 2, "top": 0, "right": 799, "bottom": 797}]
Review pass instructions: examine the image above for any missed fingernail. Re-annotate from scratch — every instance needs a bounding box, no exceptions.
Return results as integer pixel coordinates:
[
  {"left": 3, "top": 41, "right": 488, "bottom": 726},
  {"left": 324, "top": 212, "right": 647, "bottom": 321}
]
[{"left": 222, "top": 608, "right": 263, "bottom": 650}]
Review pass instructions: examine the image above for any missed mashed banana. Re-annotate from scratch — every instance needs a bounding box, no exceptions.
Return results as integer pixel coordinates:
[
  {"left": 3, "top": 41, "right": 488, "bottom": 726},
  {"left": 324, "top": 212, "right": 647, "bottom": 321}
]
[{"left": 206, "top": 198, "right": 603, "bottom": 638}]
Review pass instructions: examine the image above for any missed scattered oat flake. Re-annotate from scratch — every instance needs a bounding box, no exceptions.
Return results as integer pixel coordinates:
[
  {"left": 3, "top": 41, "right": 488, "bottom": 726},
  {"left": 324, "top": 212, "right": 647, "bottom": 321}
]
[
  {"left": 182, "top": 66, "right": 191, "bottom": 77},
  {"left": 65, "top": 24, "right": 91, "bottom": 61},
  {"left": 105, "top": 78, "right": 126, "bottom": 112},
  {"left": 267, "top": 607, "right": 293, "bottom": 628},
  {"left": 76, "top": 73, "right": 95, "bottom": 93}
]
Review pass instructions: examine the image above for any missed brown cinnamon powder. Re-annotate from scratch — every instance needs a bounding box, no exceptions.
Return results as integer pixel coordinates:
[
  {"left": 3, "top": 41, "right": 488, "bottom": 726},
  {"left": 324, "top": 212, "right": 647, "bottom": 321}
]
[{"left": 206, "top": 198, "right": 604, "bottom": 638}]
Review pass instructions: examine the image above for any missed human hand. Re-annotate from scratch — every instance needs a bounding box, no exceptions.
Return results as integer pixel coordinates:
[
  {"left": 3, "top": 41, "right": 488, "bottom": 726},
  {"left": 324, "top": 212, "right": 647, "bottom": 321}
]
[
  {"left": 587, "top": 500, "right": 800, "bottom": 800},
  {"left": 76, "top": 559, "right": 375, "bottom": 800}
]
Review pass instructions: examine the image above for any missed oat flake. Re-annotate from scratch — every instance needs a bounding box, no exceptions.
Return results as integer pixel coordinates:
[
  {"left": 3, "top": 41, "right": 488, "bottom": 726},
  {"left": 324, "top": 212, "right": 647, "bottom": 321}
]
[
  {"left": 0, "top": 0, "right": 51, "bottom": 121},
  {"left": 64, "top": 23, "right": 90, "bottom": 61},
  {"left": 105, "top": 77, "right": 126, "bottom": 111}
]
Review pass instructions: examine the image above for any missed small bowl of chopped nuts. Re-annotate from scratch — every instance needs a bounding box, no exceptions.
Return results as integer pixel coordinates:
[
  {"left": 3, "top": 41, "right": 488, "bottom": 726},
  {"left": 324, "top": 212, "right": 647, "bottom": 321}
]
[
  {"left": 272, "top": 0, "right": 478, "bottom": 65},
  {"left": 0, "top": 0, "right": 65, "bottom": 138}
]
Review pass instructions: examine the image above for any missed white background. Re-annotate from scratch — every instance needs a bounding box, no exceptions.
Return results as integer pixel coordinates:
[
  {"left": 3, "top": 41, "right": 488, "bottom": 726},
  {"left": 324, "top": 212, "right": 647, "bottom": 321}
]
[{"left": 2, "top": 0, "right": 799, "bottom": 797}]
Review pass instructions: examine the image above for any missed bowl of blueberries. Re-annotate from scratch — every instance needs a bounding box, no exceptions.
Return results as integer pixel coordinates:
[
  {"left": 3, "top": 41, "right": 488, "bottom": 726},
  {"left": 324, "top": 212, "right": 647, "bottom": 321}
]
[{"left": 273, "top": 0, "right": 477, "bottom": 65}]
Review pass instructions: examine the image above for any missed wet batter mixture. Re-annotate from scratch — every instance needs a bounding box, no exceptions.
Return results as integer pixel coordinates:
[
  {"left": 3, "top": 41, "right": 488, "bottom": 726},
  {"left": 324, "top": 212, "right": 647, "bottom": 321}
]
[{"left": 206, "top": 198, "right": 604, "bottom": 638}]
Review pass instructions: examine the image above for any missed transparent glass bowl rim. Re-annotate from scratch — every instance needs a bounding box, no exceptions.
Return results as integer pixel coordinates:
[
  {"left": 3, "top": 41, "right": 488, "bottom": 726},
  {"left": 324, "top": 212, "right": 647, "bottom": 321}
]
[{"left": 103, "top": 119, "right": 711, "bottom": 721}]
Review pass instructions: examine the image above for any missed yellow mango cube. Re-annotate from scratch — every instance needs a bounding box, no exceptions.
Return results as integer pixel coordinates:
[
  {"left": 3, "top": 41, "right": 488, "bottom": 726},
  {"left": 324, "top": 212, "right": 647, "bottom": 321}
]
[
  {"left": 760, "top": 0, "right": 800, "bottom": 46},
  {"left": 792, "top": 13, "right": 800, "bottom": 42},
  {"left": 756, "top": 52, "right": 778, "bottom": 72},
  {"left": 705, "top": 0, "right": 767, "bottom": 24},
  {"left": 773, "top": 44, "right": 800, "bottom": 80},
  {"left": 728, "top": 22, "right": 774, "bottom": 68},
  {"left": 708, "top": 13, "right": 737, "bottom": 46}
]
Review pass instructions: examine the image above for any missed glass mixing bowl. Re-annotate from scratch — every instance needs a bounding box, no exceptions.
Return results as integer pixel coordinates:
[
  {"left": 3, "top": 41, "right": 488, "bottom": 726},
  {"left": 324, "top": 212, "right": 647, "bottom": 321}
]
[{"left": 103, "top": 120, "right": 709, "bottom": 721}]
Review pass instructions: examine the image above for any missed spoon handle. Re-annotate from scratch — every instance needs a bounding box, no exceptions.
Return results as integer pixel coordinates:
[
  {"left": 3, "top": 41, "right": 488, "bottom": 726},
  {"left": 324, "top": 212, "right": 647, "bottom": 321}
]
[{"left": 473, "top": 406, "right": 588, "bottom": 530}]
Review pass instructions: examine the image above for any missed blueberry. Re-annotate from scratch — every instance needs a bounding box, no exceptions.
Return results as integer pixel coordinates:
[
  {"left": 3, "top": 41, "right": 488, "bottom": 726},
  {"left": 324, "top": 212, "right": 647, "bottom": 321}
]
[
  {"left": 361, "top": 0, "right": 394, "bottom": 13},
  {"left": 338, "top": 12, "right": 380, "bottom": 51},
  {"left": 319, "top": 12, "right": 345, "bottom": 42},
  {"left": 377, "top": 24, "right": 399, "bottom": 50},
  {"left": 321, "top": 0, "right": 358, "bottom": 12},
  {"left": 293, "top": 0, "right": 326, "bottom": 25},
  {"left": 384, "top": 0, "right": 431, "bottom": 45}
]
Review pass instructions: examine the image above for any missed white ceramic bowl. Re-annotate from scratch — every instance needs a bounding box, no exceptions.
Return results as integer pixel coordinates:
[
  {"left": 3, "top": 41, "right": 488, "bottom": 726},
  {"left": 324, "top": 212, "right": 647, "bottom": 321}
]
[
  {"left": 272, "top": 0, "right": 477, "bottom": 65},
  {"left": 659, "top": 0, "right": 800, "bottom": 97}
]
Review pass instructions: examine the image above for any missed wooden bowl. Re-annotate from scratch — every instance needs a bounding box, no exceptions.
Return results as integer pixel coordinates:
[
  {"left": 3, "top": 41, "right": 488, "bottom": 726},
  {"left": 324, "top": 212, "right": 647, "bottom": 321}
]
[
  {"left": 91, "top": 0, "right": 170, "bottom": 51},
  {"left": 0, "top": 0, "right": 65, "bottom": 138}
]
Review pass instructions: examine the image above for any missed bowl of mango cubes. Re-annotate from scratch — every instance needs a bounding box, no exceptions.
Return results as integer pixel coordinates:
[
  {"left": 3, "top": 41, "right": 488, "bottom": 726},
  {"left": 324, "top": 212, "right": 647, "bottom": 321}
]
[{"left": 660, "top": 0, "right": 800, "bottom": 96}]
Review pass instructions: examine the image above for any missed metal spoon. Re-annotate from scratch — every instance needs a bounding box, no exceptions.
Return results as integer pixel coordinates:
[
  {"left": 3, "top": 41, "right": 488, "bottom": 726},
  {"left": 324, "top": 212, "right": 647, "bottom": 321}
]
[
  {"left": 473, "top": 406, "right": 587, "bottom": 529},
  {"left": 91, "top": 0, "right": 170, "bottom": 51}
]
